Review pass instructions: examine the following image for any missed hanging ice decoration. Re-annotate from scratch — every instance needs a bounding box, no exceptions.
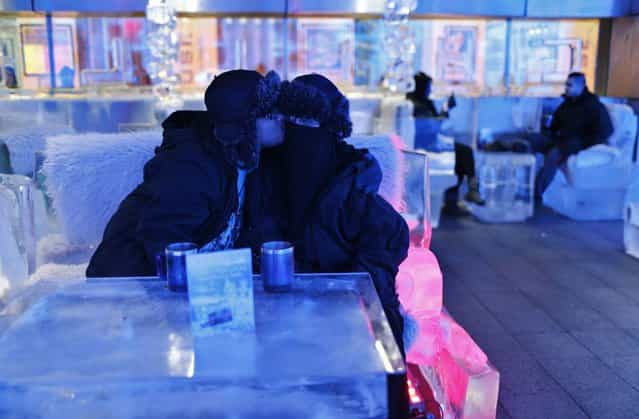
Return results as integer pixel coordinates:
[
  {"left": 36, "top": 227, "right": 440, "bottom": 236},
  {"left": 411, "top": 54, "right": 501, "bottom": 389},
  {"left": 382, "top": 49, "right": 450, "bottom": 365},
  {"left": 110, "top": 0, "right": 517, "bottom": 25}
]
[
  {"left": 383, "top": 0, "right": 418, "bottom": 93},
  {"left": 146, "top": 0, "right": 183, "bottom": 121}
]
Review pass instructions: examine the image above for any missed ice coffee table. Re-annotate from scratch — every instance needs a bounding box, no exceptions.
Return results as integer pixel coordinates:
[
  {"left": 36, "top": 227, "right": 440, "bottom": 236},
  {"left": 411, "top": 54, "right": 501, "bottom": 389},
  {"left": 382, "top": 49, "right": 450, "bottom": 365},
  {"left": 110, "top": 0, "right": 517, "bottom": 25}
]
[{"left": 470, "top": 151, "right": 536, "bottom": 223}]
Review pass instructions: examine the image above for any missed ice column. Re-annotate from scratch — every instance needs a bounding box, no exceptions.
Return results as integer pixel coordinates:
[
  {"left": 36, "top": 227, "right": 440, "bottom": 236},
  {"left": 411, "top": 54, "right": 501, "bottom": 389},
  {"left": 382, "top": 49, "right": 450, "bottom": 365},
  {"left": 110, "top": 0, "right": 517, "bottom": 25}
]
[
  {"left": 146, "top": 0, "right": 183, "bottom": 121},
  {"left": 382, "top": 0, "right": 418, "bottom": 93}
]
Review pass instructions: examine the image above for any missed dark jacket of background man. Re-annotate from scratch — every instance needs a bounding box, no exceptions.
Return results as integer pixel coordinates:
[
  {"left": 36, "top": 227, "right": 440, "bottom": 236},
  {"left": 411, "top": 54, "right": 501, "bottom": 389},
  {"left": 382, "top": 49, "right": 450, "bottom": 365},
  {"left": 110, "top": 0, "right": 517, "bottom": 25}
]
[{"left": 549, "top": 88, "right": 614, "bottom": 156}]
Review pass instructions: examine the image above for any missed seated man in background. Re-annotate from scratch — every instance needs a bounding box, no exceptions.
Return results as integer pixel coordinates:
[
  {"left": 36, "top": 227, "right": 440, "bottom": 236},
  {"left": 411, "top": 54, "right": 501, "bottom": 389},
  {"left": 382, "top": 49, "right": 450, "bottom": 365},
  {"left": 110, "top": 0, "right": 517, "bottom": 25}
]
[
  {"left": 407, "top": 72, "right": 484, "bottom": 207},
  {"left": 86, "top": 70, "right": 284, "bottom": 277},
  {"left": 533, "top": 72, "right": 613, "bottom": 198},
  {"left": 278, "top": 73, "right": 409, "bottom": 355}
]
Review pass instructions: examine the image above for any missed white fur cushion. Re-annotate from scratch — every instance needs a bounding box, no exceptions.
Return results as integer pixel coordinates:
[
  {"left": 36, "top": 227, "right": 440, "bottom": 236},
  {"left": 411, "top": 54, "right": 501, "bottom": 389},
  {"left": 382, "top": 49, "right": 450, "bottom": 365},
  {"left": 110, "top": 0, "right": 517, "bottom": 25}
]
[
  {"left": 43, "top": 131, "right": 161, "bottom": 246},
  {"left": 605, "top": 103, "right": 638, "bottom": 162},
  {"left": 571, "top": 144, "right": 619, "bottom": 168}
]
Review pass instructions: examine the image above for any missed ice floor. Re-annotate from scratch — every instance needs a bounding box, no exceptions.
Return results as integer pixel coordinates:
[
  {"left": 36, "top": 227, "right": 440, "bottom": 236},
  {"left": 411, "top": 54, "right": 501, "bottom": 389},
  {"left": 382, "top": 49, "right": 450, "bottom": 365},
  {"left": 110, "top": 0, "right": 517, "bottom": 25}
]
[{"left": 433, "top": 206, "right": 639, "bottom": 419}]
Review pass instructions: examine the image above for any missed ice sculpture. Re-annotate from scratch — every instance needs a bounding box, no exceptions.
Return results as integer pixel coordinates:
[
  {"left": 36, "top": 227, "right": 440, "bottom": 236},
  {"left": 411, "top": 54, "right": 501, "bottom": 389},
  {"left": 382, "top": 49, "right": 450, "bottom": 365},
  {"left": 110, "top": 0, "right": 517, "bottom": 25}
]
[
  {"left": 625, "top": 178, "right": 639, "bottom": 259},
  {"left": 543, "top": 103, "right": 638, "bottom": 221},
  {"left": 382, "top": 0, "right": 418, "bottom": 93},
  {"left": 471, "top": 152, "right": 535, "bottom": 223},
  {"left": 146, "top": 0, "right": 183, "bottom": 121}
]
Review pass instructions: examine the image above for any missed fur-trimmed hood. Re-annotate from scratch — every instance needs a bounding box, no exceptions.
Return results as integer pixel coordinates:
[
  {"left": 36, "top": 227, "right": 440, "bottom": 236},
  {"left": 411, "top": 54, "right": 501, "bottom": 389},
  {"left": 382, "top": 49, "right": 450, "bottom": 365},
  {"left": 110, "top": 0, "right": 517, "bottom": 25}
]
[
  {"left": 204, "top": 70, "right": 282, "bottom": 171},
  {"left": 277, "top": 75, "right": 352, "bottom": 139}
]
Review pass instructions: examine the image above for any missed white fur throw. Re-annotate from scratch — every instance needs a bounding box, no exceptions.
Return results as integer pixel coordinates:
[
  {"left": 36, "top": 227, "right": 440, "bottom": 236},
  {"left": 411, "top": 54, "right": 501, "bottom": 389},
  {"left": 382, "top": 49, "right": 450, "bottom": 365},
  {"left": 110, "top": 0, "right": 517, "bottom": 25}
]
[
  {"left": 0, "top": 124, "right": 74, "bottom": 176},
  {"left": 43, "top": 131, "right": 161, "bottom": 245},
  {"left": 346, "top": 134, "right": 404, "bottom": 211},
  {"left": 41, "top": 131, "right": 404, "bottom": 247}
]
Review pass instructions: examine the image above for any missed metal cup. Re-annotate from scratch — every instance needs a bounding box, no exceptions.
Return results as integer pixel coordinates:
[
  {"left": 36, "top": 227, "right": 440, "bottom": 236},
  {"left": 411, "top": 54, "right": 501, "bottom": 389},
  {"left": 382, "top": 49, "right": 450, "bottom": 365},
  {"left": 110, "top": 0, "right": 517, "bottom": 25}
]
[
  {"left": 165, "top": 242, "right": 198, "bottom": 292},
  {"left": 261, "top": 241, "right": 294, "bottom": 293}
]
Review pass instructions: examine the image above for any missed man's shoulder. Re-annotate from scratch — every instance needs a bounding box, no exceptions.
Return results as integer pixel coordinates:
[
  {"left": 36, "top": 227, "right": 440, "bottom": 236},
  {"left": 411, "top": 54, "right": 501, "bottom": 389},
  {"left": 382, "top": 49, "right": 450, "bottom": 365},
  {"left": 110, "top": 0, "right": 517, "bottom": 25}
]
[
  {"left": 581, "top": 91, "right": 606, "bottom": 108},
  {"left": 146, "top": 111, "right": 227, "bottom": 179}
]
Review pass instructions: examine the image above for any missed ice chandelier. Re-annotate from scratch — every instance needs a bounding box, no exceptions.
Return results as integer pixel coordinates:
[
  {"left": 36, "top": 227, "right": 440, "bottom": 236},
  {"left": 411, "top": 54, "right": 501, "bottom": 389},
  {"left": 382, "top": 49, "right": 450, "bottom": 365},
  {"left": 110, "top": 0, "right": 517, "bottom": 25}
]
[
  {"left": 382, "top": 0, "right": 418, "bottom": 93},
  {"left": 146, "top": 0, "right": 183, "bottom": 121}
]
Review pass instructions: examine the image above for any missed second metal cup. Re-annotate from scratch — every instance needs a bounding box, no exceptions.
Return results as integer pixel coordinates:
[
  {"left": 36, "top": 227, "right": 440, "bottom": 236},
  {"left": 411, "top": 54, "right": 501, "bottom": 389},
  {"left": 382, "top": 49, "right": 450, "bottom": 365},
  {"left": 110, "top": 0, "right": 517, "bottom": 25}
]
[
  {"left": 165, "top": 242, "right": 198, "bottom": 292},
  {"left": 261, "top": 241, "right": 294, "bottom": 292}
]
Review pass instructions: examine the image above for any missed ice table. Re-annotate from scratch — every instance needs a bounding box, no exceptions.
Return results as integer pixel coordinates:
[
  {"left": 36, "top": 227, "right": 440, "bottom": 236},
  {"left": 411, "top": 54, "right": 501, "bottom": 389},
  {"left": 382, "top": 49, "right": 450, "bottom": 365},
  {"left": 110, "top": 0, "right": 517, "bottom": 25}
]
[
  {"left": 471, "top": 152, "right": 536, "bottom": 223},
  {"left": 0, "top": 273, "right": 406, "bottom": 419}
]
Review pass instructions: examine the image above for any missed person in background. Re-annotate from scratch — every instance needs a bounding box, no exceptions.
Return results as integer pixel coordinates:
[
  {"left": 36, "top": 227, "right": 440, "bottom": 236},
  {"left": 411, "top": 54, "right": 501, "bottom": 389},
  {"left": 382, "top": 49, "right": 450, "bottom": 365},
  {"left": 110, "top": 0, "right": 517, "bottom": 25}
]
[
  {"left": 3, "top": 65, "right": 17, "bottom": 89},
  {"left": 87, "top": 70, "right": 284, "bottom": 277},
  {"left": 532, "top": 72, "right": 613, "bottom": 198},
  {"left": 58, "top": 66, "right": 75, "bottom": 89},
  {"left": 131, "top": 51, "right": 151, "bottom": 86},
  {"left": 255, "top": 63, "right": 267, "bottom": 76},
  {"left": 277, "top": 73, "right": 409, "bottom": 356},
  {"left": 407, "top": 72, "right": 484, "bottom": 208}
]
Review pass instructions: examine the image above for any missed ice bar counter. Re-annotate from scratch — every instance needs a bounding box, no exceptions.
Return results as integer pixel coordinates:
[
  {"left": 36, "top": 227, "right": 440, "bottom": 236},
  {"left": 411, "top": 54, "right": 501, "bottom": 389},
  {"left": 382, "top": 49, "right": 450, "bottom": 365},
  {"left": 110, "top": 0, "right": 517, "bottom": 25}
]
[{"left": 0, "top": 273, "right": 406, "bottom": 418}]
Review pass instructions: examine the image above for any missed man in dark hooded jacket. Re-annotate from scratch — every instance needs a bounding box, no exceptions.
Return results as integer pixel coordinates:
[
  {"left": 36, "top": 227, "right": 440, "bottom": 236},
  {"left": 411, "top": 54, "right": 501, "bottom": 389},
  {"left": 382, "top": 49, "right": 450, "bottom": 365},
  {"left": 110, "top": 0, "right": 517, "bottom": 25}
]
[
  {"left": 86, "top": 70, "right": 284, "bottom": 277},
  {"left": 534, "top": 72, "right": 614, "bottom": 197},
  {"left": 277, "top": 74, "right": 409, "bottom": 357}
]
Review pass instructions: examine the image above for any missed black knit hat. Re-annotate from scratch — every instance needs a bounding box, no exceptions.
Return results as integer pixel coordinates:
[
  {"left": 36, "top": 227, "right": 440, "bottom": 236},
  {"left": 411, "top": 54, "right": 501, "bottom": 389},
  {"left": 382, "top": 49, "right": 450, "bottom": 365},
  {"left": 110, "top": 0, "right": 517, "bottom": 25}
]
[
  {"left": 278, "top": 73, "right": 352, "bottom": 139},
  {"left": 409, "top": 71, "right": 432, "bottom": 100},
  {"left": 205, "top": 69, "right": 281, "bottom": 170}
]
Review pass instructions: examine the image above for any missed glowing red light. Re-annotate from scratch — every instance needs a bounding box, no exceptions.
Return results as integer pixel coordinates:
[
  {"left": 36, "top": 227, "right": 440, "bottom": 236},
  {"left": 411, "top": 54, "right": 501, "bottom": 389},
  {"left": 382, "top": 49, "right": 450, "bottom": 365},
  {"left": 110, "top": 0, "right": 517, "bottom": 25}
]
[{"left": 407, "top": 379, "right": 422, "bottom": 403}]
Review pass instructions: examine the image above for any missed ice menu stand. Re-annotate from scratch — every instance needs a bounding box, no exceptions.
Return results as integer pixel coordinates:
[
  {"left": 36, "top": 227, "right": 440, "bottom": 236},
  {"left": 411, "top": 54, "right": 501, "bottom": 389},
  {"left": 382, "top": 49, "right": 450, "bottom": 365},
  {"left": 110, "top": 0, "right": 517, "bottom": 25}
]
[{"left": 186, "top": 248, "right": 256, "bottom": 337}]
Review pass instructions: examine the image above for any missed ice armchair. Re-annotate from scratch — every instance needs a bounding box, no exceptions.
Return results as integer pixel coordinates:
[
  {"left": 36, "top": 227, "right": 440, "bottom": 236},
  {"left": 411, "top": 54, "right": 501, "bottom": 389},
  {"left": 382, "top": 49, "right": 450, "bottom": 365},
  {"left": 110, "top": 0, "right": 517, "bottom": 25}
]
[
  {"left": 543, "top": 103, "right": 638, "bottom": 220},
  {"left": 625, "top": 178, "right": 639, "bottom": 259},
  {"left": 0, "top": 175, "right": 36, "bottom": 298},
  {"left": 391, "top": 146, "right": 500, "bottom": 418},
  {"left": 398, "top": 248, "right": 501, "bottom": 419}
]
